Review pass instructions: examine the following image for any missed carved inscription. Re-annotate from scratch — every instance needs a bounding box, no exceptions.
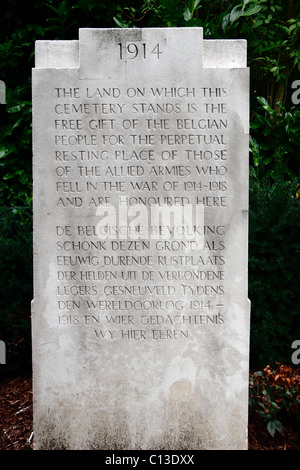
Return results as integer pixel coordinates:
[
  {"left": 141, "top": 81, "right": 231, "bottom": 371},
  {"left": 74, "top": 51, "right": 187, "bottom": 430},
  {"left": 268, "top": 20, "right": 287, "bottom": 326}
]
[{"left": 52, "top": 81, "right": 230, "bottom": 341}]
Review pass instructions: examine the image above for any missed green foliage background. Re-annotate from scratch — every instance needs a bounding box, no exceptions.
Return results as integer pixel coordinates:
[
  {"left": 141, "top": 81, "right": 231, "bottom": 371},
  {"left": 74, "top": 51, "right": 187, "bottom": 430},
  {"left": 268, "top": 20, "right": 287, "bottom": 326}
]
[{"left": 0, "top": 0, "right": 299, "bottom": 371}]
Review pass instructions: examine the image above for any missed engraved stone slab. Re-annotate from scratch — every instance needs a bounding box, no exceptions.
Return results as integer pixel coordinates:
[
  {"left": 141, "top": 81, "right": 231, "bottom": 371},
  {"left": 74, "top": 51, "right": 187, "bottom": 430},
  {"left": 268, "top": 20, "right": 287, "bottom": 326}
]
[{"left": 32, "top": 28, "right": 250, "bottom": 450}]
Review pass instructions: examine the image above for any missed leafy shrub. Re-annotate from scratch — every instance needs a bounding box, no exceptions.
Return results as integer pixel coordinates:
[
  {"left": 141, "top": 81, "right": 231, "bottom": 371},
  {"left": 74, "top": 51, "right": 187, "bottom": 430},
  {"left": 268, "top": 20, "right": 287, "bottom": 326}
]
[
  {"left": 249, "top": 177, "right": 300, "bottom": 366},
  {"left": 250, "top": 98, "right": 300, "bottom": 183},
  {"left": 0, "top": 85, "right": 32, "bottom": 207},
  {"left": 249, "top": 97, "right": 300, "bottom": 367},
  {"left": 249, "top": 364, "right": 300, "bottom": 437},
  {"left": 0, "top": 207, "right": 32, "bottom": 373}
]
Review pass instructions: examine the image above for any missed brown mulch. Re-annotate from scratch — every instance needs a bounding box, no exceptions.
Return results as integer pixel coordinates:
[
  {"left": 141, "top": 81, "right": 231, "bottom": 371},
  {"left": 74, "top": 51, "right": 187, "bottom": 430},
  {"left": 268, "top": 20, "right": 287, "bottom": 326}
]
[
  {"left": 248, "top": 410, "right": 300, "bottom": 450},
  {"left": 0, "top": 374, "right": 33, "bottom": 450},
  {"left": 0, "top": 374, "right": 299, "bottom": 451}
]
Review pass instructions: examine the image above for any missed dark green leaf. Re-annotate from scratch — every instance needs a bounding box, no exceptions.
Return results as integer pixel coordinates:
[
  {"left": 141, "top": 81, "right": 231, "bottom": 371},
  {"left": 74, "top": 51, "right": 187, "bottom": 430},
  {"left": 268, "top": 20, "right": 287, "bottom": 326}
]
[{"left": 243, "top": 5, "right": 262, "bottom": 17}]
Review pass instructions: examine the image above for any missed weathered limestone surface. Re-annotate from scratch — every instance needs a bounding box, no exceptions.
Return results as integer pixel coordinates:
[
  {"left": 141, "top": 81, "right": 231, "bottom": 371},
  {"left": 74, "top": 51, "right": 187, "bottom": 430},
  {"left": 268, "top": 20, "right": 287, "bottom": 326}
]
[{"left": 32, "top": 28, "right": 250, "bottom": 450}]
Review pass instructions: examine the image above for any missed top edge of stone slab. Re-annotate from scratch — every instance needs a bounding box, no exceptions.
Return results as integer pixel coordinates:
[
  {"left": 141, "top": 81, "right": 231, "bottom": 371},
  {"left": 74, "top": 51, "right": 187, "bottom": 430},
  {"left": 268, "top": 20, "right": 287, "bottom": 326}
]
[
  {"left": 78, "top": 28, "right": 203, "bottom": 80},
  {"left": 35, "top": 40, "right": 79, "bottom": 69},
  {"left": 203, "top": 39, "right": 247, "bottom": 68},
  {"left": 34, "top": 28, "right": 247, "bottom": 73}
]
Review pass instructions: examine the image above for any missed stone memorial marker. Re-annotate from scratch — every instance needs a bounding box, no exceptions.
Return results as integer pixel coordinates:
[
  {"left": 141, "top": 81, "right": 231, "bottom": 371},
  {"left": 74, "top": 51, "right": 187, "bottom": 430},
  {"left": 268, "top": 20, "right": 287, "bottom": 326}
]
[
  {"left": 32, "top": 28, "right": 250, "bottom": 450},
  {"left": 0, "top": 340, "right": 6, "bottom": 364}
]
